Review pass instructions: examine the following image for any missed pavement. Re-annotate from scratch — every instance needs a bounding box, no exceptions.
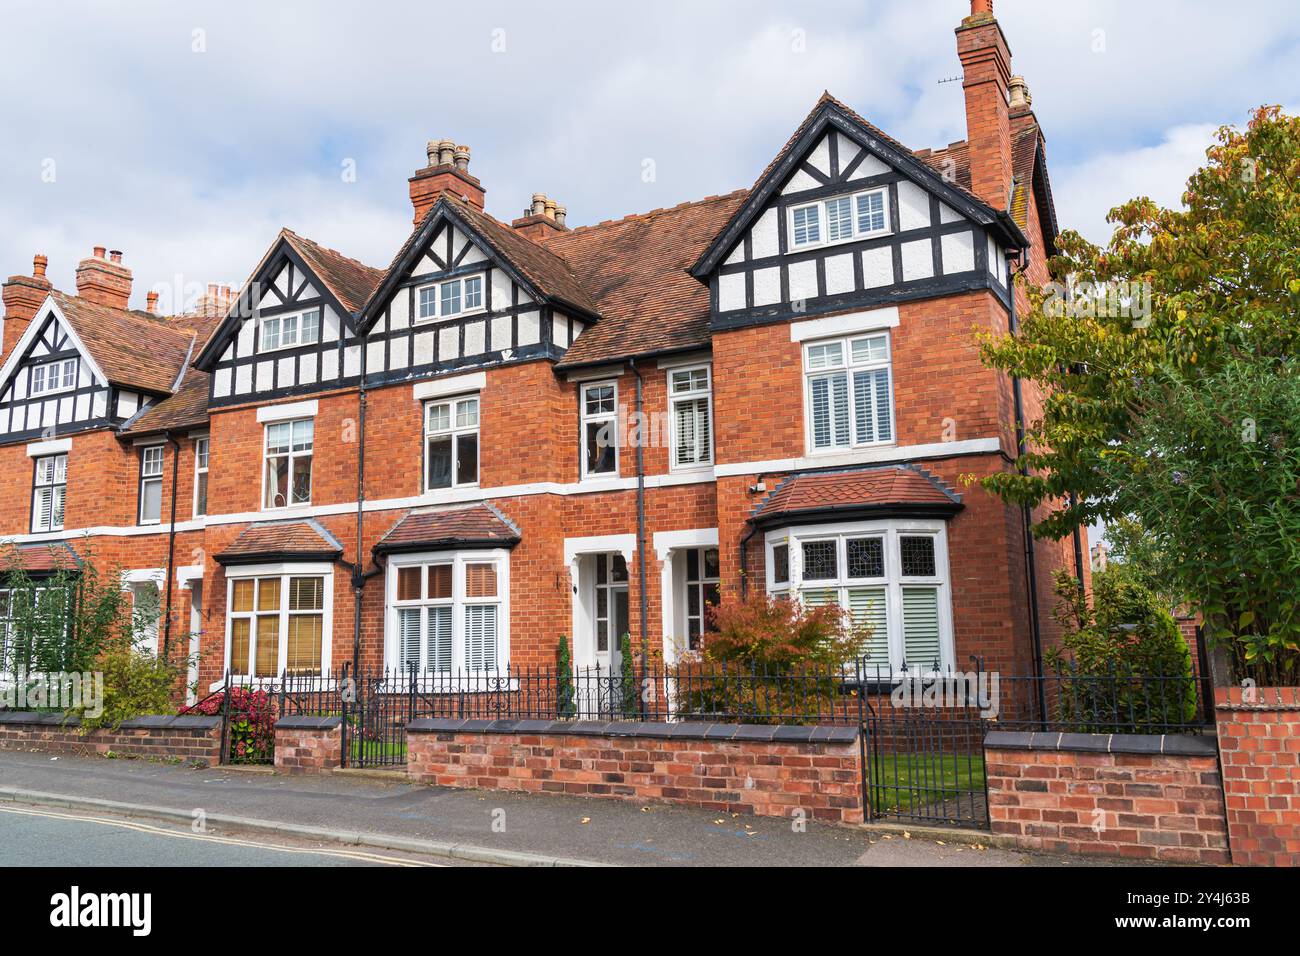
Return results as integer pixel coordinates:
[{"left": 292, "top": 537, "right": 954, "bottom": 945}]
[{"left": 0, "top": 750, "right": 1102, "bottom": 867}]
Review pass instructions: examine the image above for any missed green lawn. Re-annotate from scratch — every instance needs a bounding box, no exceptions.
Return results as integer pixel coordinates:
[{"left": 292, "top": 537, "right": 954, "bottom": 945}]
[
  {"left": 867, "top": 753, "right": 985, "bottom": 815},
  {"left": 348, "top": 738, "right": 407, "bottom": 762}
]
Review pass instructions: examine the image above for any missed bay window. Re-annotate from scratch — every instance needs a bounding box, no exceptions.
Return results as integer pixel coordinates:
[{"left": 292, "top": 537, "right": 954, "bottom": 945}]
[
  {"left": 425, "top": 395, "right": 479, "bottom": 489},
  {"left": 226, "top": 569, "right": 330, "bottom": 678},
  {"left": 805, "top": 332, "right": 893, "bottom": 452},
  {"left": 766, "top": 520, "right": 953, "bottom": 674},
  {"left": 31, "top": 454, "right": 66, "bottom": 533},
  {"left": 669, "top": 365, "right": 713, "bottom": 469},
  {"left": 263, "top": 418, "right": 313, "bottom": 509},
  {"left": 387, "top": 551, "right": 509, "bottom": 674}
]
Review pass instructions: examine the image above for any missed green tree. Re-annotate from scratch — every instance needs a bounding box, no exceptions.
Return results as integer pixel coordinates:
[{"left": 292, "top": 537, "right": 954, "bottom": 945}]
[
  {"left": 618, "top": 633, "right": 637, "bottom": 718},
  {"left": 979, "top": 105, "right": 1300, "bottom": 667}
]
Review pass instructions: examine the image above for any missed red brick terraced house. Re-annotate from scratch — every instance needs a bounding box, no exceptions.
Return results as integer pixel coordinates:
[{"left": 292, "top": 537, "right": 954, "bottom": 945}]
[{"left": 0, "top": 1, "right": 1085, "bottom": 701}]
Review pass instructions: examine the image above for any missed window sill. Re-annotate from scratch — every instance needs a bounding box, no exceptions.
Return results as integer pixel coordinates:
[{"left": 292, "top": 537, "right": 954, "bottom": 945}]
[
  {"left": 413, "top": 308, "right": 486, "bottom": 325},
  {"left": 806, "top": 441, "right": 897, "bottom": 458}
]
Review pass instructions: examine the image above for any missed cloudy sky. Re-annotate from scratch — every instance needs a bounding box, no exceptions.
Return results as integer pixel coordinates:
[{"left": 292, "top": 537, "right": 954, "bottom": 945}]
[{"left": 1, "top": 0, "right": 1297, "bottom": 309}]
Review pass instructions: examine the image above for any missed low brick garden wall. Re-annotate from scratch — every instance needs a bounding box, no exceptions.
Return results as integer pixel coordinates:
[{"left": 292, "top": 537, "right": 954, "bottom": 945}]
[
  {"left": 986, "top": 730, "right": 1228, "bottom": 864},
  {"left": 1215, "top": 686, "right": 1300, "bottom": 867},
  {"left": 407, "top": 718, "right": 864, "bottom": 825},
  {"left": 273, "top": 716, "right": 343, "bottom": 774},
  {"left": 0, "top": 711, "right": 222, "bottom": 764}
]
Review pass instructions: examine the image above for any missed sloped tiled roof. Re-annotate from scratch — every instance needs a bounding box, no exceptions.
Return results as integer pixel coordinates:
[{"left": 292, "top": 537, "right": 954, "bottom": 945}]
[
  {"left": 374, "top": 504, "right": 521, "bottom": 554},
  {"left": 282, "top": 230, "right": 385, "bottom": 314},
  {"left": 215, "top": 520, "right": 343, "bottom": 565},
  {"left": 546, "top": 191, "right": 747, "bottom": 368},
  {"left": 0, "top": 541, "right": 82, "bottom": 574},
  {"left": 120, "top": 367, "right": 210, "bottom": 435},
  {"left": 750, "top": 465, "right": 962, "bottom": 526},
  {"left": 52, "top": 290, "right": 194, "bottom": 394}
]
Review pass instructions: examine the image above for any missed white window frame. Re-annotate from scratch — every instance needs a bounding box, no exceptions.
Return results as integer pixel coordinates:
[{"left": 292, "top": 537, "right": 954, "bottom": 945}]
[
  {"left": 259, "top": 307, "right": 322, "bottom": 353},
  {"left": 580, "top": 380, "right": 619, "bottom": 479},
  {"left": 222, "top": 563, "right": 334, "bottom": 683},
  {"left": 764, "top": 519, "right": 954, "bottom": 676},
  {"left": 787, "top": 186, "right": 891, "bottom": 252},
  {"left": 668, "top": 364, "right": 714, "bottom": 471},
  {"left": 0, "top": 584, "right": 71, "bottom": 679},
  {"left": 29, "top": 358, "right": 77, "bottom": 397},
  {"left": 262, "top": 418, "right": 314, "bottom": 510},
  {"left": 803, "top": 331, "right": 895, "bottom": 455},
  {"left": 415, "top": 274, "right": 486, "bottom": 323},
  {"left": 138, "top": 445, "right": 164, "bottom": 526},
  {"left": 424, "top": 394, "right": 480, "bottom": 491},
  {"left": 384, "top": 549, "right": 511, "bottom": 678},
  {"left": 680, "top": 545, "right": 720, "bottom": 652},
  {"left": 31, "top": 453, "right": 67, "bottom": 533},
  {"left": 193, "top": 436, "right": 209, "bottom": 517}
]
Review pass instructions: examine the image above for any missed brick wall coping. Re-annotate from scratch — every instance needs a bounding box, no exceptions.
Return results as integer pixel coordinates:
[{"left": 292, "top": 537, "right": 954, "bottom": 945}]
[
  {"left": 0, "top": 711, "right": 220, "bottom": 731},
  {"left": 406, "top": 716, "right": 860, "bottom": 744},
  {"left": 275, "top": 716, "right": 343, "bottom": 730},
  {"left": 1214, "top": 685, "right": 1300, "bottom": 711},
  {"left": 985, "top": 729, "right": 1216, "bottom": 757}
]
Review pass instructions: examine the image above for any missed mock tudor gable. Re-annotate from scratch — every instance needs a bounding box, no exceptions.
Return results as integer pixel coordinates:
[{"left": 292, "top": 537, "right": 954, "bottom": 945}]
[
  {"left": 0, "top": 293, "right": 191, "bottom": 442},
  {"left": 692, "top": 94, "right": 1027, "bottom": 332},
  {"left": 197, "top": 230, "right": 384, "bottom": 406},
  {"left": 357, "top": 194, "right": 600, "bottom": 374}
]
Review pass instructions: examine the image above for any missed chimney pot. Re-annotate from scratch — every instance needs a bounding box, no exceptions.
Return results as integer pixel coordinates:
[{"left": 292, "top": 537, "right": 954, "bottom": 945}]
[
  {"left": 1008, "top": 74, "right": 1032, "bottom": 111},
  {"left": 437, "top": 139, "right": 456, "bottom": 166},
  {"left": 971, "top": 0, "right": 993, "bottom": 15},
  {"left": 531, "top": 193, "right": 547, "bottom": 217},
  {"left": 426, "top": 140, "right": 439, "bottom": 166},
  {"left": 555, "top": 205, "right": 567, "bottom": 228},
  {"left": 109, "top": 249, "right": 122, "bottom": 264},
  {"left": 454, "top": 145, "right": 470, "bottom": 172},
  {"left": 32, "top": 254, "right": 47, "bottom": 278},
  {"left": 146, "top": 290, "right": 160, "bottom": 314},
  {"left": 93, "top": 245, "right": 106, "bottom": 259},
  {"left": 543, "top": 198, "right": 557, "bottom": 221}
]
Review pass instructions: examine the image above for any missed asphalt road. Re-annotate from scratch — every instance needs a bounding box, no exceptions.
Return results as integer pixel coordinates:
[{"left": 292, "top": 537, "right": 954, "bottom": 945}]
[{"left": 0, "top": 803, "right": 447, "bottom": 867}]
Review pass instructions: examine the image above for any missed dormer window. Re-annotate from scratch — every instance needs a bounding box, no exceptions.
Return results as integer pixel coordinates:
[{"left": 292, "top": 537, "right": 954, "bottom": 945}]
[
  {"left": 788, "top": 187, "right": 890, "bottom": 251},
  {"left": 260, "top": 308, "right": 320, "bottom": 352},
  {"left": 30, "top": 358, "right": 77, "bottom": 397},
  {"left": 417, "top": 275, "right": 484, "bottom": 322}
]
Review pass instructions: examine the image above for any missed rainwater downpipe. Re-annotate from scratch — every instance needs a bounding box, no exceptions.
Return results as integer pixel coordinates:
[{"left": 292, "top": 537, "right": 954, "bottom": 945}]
[
  {"left": 161, "top": 430, "right": 181, "bottom": 658},
  {"left": 352, "top": 349, "right": 369, "bottom": 671},
  {"left": 1006, "top": 252, "right": 1047, "bottom": 704},
  {"left": 630, "top": 361, "right": 649, "bottom": 678}
]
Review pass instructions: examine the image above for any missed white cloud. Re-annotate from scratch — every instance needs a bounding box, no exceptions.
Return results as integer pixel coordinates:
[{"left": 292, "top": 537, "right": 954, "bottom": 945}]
[{"left": 0, "top": 0, "right": 1296, "bottom": 308}]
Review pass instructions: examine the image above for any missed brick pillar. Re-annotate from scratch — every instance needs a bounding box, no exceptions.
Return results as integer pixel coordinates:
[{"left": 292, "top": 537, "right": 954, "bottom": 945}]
[
  {"left": 274, "top": 717, "right": 344, "bottom": 774},
  {"left": 1214, "top": 686, "right": 1300, "bottom": 866}
]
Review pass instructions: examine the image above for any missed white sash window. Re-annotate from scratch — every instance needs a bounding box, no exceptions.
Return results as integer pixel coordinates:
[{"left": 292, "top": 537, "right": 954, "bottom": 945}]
[
  {"left": 387, "top": 550, "right": 509, "bottom": 674},
  {"left": 805, "top": 332, "right": 894, "bottom": 453},
  {"left": 32, "top": 454, "right": 67, "bottom": 533}
]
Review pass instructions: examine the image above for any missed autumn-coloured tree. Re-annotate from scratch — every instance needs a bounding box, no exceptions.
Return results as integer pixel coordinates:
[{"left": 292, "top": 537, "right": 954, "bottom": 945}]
[{"left": 980, "top": 106, "right": 1300, "bottom": 670}]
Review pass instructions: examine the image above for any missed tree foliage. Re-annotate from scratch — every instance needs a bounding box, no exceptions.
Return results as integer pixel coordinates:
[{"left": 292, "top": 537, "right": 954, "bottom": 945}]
[{"left": 979, "top": 106, "right": 1300, "bottom": 662}]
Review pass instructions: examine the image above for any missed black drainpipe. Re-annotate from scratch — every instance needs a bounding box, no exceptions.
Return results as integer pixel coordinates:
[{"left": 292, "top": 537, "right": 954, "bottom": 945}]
[
  {"left": 1006, "top": 253, "right": 1047, "bottom": 705},
  {"left": 161, "top": 430, "right": 181, "bottom": 657},
  {"left": 630, "top": 361, "right": 649, "bottom": 677},
  {"left": 352, "top": 353, "right": 369, "bottom": 671},
  {"left": 1069, "top": 492, "right": 1087, "bottom": 589}
]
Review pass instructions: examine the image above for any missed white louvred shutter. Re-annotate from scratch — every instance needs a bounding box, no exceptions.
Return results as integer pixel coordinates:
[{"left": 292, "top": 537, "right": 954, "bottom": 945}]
[
  {"left": 465, "top": 605, "right": 497, "bottom": 671},
  {"left": 873, "top": 368, "right": 892, "bottom": 442},
  {"left": 675, "top": 397, "right": 711, "bottom": 466},
  {"left": 847, "top": 586, "right": 889, "bottom": 668},
  {"left": 830, "top": 373, "right": 849, "bottom": 446},
  {"left": 902, "top": 586, "right": 942, "bottom": 671},
  {"left": 428, "top": 606, "right": 452, "bottom": 672},
  {"left": 398, "top": 608, "right": 421, "bottom": 670}
]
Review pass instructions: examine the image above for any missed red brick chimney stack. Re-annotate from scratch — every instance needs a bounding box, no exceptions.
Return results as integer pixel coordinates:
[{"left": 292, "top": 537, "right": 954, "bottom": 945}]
[
  {"left": 75, "top": 245, "right": 133, "bottom": 310},
  {"left": 2, "top": 253, "right": 53, "bottom": 361},
  {"left": 956, "top": 0, "right": 1014, "bottom": 212},
  {"left": 409, "top": 139, "right": 486, "bottom": 224},
  {"left": 512, "top": 192, "right": 570, "bottom": 240},
  {"left": 146, "top": 290, "right": 160, "bottom": 314}
]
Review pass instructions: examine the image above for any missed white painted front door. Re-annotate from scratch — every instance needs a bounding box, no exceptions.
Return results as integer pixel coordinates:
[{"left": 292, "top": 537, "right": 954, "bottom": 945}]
[{"left": 592, "top": 553, "right": 629, "bottom": 674}]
